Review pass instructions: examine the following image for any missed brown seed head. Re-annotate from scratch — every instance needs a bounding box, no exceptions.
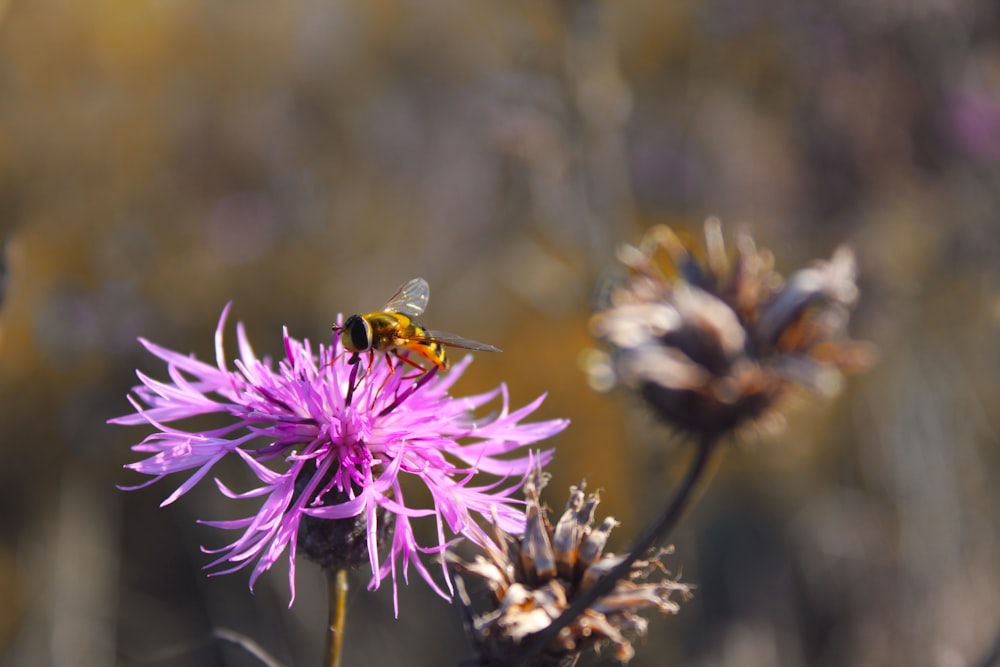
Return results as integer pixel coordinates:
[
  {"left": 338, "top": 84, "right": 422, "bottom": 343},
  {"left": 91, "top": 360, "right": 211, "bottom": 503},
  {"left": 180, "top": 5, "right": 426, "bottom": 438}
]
[
  {"left": 450, "top": 465, "right": 691, "bottom": 666},
  {"left": 586, "top": 219, "right": 874, "bottom": 439}
]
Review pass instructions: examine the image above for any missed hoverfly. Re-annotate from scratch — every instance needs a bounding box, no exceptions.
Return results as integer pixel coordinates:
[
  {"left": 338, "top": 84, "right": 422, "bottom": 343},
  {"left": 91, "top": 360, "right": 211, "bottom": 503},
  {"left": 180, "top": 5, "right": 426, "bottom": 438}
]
[{"left": 336, "top": 277, "right": 501, "bottom": 373}]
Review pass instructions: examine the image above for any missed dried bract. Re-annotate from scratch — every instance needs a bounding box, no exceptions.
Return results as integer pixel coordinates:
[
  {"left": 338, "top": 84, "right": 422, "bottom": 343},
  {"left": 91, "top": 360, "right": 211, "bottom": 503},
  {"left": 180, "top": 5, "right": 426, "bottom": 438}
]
[
  {"left": 586, "top": 219, "right": 873, "bottom": 439},
  {"left": 451, "top": 465, "right": 691, "bottom": 666}
]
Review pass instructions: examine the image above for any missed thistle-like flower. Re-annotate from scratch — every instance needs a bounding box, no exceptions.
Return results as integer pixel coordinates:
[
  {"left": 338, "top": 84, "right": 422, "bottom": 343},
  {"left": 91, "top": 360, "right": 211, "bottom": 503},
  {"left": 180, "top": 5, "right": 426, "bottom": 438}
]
[
  {"left": 451, "top": 464, "right": 691, "bottom": 665},
  {"left": 586, "top": 219, "right": 872, "bottom": 440},
  {"left": 112, "top": 304, "right": 567, "bottom": 609}
]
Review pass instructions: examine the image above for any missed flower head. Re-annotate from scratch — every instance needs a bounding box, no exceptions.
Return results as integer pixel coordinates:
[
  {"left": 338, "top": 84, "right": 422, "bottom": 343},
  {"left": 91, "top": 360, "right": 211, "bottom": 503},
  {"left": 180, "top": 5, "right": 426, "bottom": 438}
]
[
  {"left": 112, "top": 304, "right": 567, "bottom": 609},
  {"left": 451, "top": 464, "right": 691, "bottom": 665},
  {"left": 586, "top": 219, "right": 873, "bottom": 439}
]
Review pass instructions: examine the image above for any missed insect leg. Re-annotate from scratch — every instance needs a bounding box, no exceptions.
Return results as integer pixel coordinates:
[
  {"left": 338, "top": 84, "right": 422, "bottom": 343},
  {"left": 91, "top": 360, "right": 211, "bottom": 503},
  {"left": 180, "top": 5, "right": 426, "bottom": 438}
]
[
  {"left": 370, "top": 351, "right": 404, "bottom": 410},
  {"left": 393, "top": 352, "right": 427, "bottom": 373}
]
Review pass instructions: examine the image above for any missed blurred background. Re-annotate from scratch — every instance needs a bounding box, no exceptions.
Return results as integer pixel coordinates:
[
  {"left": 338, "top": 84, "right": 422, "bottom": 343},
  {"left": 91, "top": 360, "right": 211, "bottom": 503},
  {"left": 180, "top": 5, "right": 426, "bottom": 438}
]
[{"left": 1, "top": 0, "right": 999, "bottom": 665}]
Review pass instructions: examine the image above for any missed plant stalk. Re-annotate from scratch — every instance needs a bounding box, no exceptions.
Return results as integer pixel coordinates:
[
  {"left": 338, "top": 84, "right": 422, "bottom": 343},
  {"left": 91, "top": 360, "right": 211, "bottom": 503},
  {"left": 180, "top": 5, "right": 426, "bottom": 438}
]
[{"left": 324, "top": 568, "right": 349, "bottom": 667}]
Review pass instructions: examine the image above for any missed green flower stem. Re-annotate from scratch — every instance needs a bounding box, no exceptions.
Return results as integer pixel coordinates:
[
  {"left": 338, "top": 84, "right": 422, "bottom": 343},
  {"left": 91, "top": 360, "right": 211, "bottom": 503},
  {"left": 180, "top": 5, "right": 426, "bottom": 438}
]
[{"left": 324, "top": 568, "right": 349, "bottom": 667}]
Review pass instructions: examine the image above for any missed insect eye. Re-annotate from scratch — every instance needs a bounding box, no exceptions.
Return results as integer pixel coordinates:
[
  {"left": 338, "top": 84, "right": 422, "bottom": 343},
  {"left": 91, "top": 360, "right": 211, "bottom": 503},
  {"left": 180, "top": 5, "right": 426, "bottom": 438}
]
[{"left": 345, "top": 316, "right": 371, "bottom": 351}]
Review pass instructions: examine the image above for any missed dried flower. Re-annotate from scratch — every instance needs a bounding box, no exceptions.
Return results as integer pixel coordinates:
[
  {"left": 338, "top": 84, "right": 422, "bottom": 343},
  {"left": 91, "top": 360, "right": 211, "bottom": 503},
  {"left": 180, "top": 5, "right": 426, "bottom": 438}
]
[
  {"left": 112, "top": 304, "right": 567, "bottom": 609},
  {"left": 586, "top": 219, "right": 872, "bottom": 439},
  {"left": 451, "top": 464, "right": 691, "bottom": 665}
]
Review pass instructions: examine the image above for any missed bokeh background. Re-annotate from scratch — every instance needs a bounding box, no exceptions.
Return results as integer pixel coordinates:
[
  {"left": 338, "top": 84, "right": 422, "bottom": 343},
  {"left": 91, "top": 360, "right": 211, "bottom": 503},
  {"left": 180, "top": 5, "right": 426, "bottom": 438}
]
[{"left": 1, "top": 1, "right": 999, "bottom": 666}]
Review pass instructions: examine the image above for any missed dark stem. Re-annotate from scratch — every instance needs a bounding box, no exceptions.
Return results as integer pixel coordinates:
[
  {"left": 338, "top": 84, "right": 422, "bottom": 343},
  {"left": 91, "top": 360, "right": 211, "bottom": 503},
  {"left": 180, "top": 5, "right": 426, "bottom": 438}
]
[
  {"left": 516, "top": 433, "right": 719, "bottom": 662},
  {"left": 323, "top": 568, "right": 349, "bottom": 667},
  {"left": 973, "top": 625, "right": 1000, "bottom": 667},
  {"left": 344, "top": 358, "right": 361, "bottom": 407}
]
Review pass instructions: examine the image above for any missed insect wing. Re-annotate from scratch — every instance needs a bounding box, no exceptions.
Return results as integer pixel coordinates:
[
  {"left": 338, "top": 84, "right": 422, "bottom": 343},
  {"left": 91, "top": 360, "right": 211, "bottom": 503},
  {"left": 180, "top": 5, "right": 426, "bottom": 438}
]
[
  {"left": 383, "top": 278, "right": 430, "bottom": 317},
  {"left": 410, "top": 329, "right": 502, "bottom": 353}
]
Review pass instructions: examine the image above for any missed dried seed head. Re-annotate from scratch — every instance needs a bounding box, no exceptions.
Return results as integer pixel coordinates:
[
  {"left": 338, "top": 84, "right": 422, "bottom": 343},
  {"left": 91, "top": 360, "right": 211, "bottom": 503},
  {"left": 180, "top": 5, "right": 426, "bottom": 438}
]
[
  {"left": 586, "top": 219, "right": 874, "bottom": 439},
  {"left": 451, "top": 466, "right": 691, "bottom": 666}
]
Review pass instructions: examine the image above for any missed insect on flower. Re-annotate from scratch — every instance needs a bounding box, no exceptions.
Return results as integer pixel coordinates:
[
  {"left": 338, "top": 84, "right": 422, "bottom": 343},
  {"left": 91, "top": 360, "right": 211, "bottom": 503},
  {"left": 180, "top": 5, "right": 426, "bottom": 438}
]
[
  {"left": 112, "top": 303, "right": 567, "bottom": 609},
  {"left": 336, "top": 277, "right": 501, "bottom": 374}
]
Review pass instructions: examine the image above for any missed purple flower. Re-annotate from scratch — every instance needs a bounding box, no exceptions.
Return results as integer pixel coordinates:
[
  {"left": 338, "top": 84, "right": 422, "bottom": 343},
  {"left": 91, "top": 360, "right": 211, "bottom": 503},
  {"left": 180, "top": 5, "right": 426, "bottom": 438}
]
[{"left": 112, "top": 303, "right": 567, "bottom": 610}]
